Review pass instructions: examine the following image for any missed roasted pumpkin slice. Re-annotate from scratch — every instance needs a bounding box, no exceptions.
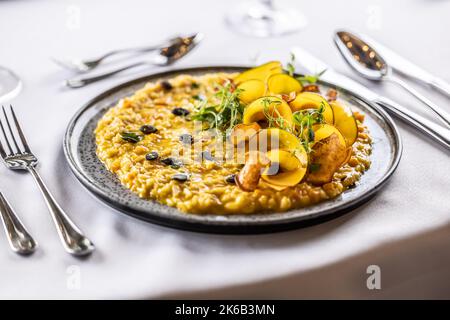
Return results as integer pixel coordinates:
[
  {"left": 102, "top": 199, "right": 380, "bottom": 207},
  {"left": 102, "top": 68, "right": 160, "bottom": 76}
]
[
  {"left": 267, "top": 74, "right": 302, "bottom": 95},
  {"left": 313, "top": 124, "right": 346, "bottom": 147},
  {"left": 243, "top": 97, "right": 293, "bottom": 128},
  {"left": 255, "top": 128, "right": 301, "bottom": 155},
  {"left": 235, "top": 61, "right": 283, "bottom": 84},
  {"left": 290, "top": 92, "right": 334, "bottom": 124},
  {"left": 330, "top": 100, "right": 358, "bottom": 146},
  {"left": 261, "top": 149, "right": 307, "bottom": 187},
  {"left": 259, "top": 180, "right": 289, "bottom": 191},
  {"left": 237, "top": 79, "right": 266, "bottom": 104}
]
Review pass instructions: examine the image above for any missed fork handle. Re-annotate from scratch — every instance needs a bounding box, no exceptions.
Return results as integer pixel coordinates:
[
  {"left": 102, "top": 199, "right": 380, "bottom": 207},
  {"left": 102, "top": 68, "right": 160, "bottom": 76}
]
[
  {"left": 27, "top": 166, "right": 95, "bottom": 256},
  {"left": 65, "top": 61, "right": 148, "bottom": 88},
  {"left": 96, "top": 44, "right": 161, "bottom": 62},
  {"left": 0, "top": 192, "right": 37, "bottom": 255}
]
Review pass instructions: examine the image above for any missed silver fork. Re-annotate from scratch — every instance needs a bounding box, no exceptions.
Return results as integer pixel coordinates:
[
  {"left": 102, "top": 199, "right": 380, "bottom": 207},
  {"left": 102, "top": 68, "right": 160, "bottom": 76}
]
[
  {"left": 0, "top": 105, "right": 95, "bottom": 256},
  {"left": 53, "top": 33, "right": 199, "bottom": 73},
  {"left": 0, "top": 191, "right": 37, "bottom": 255}
]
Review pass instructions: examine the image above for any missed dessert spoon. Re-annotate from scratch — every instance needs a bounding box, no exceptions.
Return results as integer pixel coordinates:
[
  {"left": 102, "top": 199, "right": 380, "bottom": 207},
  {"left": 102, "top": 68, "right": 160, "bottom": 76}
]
[
  {"left": 334, "top": 30, "right": 450, "bottom": 128},
  {"left": 0, "top": 191, "right": 37, "bottom": 255}
]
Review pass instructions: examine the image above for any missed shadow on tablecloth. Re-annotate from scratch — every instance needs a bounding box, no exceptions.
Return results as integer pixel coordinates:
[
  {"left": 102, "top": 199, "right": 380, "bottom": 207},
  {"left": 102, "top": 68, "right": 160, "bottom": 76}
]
[{"left": 161, "top": 223, "right": 450, "bottom": 299}]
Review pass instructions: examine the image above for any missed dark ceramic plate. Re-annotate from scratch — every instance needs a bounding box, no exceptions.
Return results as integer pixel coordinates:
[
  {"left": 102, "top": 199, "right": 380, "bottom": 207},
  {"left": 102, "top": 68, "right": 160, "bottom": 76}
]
[{"left": 63, "top": 66, "right": 402, "bottom": 234}]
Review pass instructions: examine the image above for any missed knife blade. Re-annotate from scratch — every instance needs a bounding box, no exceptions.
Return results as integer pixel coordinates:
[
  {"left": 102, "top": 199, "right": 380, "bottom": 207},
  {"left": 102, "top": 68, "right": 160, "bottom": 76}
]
[
  {"left": 291, "top": 47, "right": 450, "bottom": 150},
  {"left": 344, "top": 30, "right": 450, "bottom": 98}
]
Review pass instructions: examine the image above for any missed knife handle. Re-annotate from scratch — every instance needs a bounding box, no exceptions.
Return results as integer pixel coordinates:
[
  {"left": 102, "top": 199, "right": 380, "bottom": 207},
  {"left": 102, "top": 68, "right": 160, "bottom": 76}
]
[{"left": 376, "top": 97, "right": 450, "bottom": 151}]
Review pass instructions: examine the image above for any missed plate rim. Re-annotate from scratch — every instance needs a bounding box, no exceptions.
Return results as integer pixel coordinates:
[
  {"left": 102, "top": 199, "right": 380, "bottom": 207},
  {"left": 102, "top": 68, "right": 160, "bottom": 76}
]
[{"left": 63, "top": 65, "right": 403, "bottom": 234}]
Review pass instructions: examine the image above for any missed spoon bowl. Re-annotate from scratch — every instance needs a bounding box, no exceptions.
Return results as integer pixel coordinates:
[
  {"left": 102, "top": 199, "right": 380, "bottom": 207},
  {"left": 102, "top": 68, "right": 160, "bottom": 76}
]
[
  {"left": 334, "top": 30, "right": 450, "bottom": 128},
  {"left": 334, "top": 30, "right": 390, "bottom": 80}
]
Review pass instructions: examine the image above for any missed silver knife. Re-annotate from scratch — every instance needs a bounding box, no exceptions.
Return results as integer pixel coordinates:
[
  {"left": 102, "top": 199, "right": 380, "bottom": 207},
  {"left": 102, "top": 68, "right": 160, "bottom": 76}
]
[
  {"left": 291, "top": 47, "right": 450, "bottom": 150},
  {"left": 342, "top": 30, "right": 450, "bottom": 98}
]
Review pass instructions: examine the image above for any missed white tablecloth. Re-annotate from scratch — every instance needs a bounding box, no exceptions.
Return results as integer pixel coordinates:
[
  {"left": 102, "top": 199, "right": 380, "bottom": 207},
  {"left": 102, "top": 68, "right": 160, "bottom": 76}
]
[{"left": 0, "top": 0, "right": 449, "bottom": 299}]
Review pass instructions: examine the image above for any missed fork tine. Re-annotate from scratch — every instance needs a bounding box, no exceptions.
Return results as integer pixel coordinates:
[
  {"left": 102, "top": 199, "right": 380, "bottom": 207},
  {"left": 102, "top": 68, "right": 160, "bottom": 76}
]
[
  {"left": 2, "top": 106, "right": 21, "bottom": 153},
  {"left": 9, "top": 105, "right": 31, "bottom": 153},
  {"left": 0, "top": 107, "right": 14, "bottom": 156},
  {"left": 0, "top": 138, "right": 8, "bottom": 159}
]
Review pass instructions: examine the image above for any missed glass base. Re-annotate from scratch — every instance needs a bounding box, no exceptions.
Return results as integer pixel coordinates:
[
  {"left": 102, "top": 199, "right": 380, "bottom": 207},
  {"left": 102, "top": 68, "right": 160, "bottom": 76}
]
[
  {"left": 0, "top": 66, "right": 22, "bottom": 103},
  {"left": 225, "top": 1, "right": 307, "bottom": 37}
]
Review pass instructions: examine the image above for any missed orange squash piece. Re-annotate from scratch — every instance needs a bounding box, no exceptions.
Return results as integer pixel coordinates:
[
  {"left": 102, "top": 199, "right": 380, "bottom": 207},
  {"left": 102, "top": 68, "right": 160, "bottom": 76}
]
[
  {"left": 267, "top": 74, "right": 302, "bottom": 95},
  {"left": 237, "top": 79, "right": 266, "bottom": 104},
  {"left": 290, "top": 92, "right": 334, "bottom": 124},
  {"left": 330, "top": 100, "right": 358, "bottom": 146},
  {"left": 235, "top": 61, "right": 283, "bottom": 84}
]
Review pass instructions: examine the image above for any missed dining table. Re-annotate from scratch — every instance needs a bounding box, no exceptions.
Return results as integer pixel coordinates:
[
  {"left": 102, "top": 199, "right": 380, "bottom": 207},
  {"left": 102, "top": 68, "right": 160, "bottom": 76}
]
[{"left": 0, "top": 0, "right": 449, "bottom": 299}]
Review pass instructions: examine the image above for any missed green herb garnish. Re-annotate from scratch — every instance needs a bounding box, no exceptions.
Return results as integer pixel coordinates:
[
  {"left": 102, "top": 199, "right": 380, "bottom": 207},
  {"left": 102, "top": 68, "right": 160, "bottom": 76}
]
[
  {"left": 120, "top": 132, "right": 143, "bottom": 143},
  {"left": 192, "top": 84, "right": 244, "bottom": 136},
  {"left": 296, "top": 70, "right": 327, "bottom": 85},
  {"left": 261, "top": 97, "right": 292, "bottom": 132},
  {"left": 286, "top": 53, "right": 326, "bottom": 85},
  {"left": 286, "top": 53, "right": 296, "bottom": 77},
  {"left": 292, "top": 102, "right": 326, "bottom": 152},
  {"left": 191, "top": 82, "right": 200, "bottom": 89}
]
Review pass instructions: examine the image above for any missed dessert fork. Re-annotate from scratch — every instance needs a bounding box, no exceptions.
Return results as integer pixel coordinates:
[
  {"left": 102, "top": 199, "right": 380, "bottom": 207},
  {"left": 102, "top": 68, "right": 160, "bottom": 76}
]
[{"left": 0, "top": 105, "right": 94, "bottom": 256}]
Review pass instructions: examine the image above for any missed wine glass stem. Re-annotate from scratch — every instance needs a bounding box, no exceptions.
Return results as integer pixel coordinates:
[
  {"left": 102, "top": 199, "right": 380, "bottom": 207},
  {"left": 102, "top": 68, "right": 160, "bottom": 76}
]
[{"left": 260, "top": 0, "right": 274, "bottom": 8}]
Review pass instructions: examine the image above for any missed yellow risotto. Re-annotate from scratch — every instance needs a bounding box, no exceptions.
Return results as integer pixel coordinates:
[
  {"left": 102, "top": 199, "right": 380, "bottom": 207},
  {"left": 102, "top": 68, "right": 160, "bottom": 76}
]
[{"left": 95, "top": 71, "right": 372, "bottom": 214}]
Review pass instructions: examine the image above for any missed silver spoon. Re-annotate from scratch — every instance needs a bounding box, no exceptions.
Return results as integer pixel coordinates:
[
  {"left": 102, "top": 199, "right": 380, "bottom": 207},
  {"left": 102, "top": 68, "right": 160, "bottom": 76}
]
[
  {"left": 53, "top": 34, "right": 199, "bottom": 73},
  {"left": 65, "top": 33, "right": 204, "bottom": 88},
  {"left": 334, "top": 30, "right": 450, "bottom": 128},
  {"left": 0, "top": 191, "right": 37, "bottom": 255}
]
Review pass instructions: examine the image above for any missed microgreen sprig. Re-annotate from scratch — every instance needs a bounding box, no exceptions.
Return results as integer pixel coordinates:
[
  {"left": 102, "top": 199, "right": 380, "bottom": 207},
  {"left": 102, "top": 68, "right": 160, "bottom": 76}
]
[
  {"left": 286, "top": 53, "right": 327, "bottom": 85},
  {"left": 261, "top": 97, "right": 292, "bottom": 132},
  {"left": 191, "top": 83, "right": 245, "bottom": 136},
  {"left": 292, "top": 102, "right": 326, "bottom": 152}
]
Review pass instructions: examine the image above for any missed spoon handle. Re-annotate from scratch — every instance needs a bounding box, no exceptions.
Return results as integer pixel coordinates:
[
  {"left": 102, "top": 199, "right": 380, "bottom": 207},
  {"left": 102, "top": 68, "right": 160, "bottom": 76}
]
[
  {"left": 0, "top": 192, "right": 37, "bottom": 255},
  {"left": 386, "top": 75, "right": 450, "bottom": 128},
  {"left": 27, "top": 166, "right": 94, "bottom": 256},
  {"left": 94, "top": 45, "right": 161, "bottom": 64},
  {"left": 65, "top": 61, "right": 148, "bottom": 88},
  {"left": 376, "top": 97, "right": 450, "bottom": 150},
  {"left": 430, "top": 77, "right": 450, "bottom": 98}
]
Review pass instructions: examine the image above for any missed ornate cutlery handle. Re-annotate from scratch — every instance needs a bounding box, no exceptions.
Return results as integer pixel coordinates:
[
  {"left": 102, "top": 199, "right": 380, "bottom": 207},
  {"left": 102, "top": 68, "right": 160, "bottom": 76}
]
[
  {"left": 0, "top": 192, "right": 37, "bottom": 255},
  {"left": 65, "top": 61, "right": 147, "bottom": 88},
  {"left": 93, "top": 45, "right": 160, "bottom": 63},
  {"left": 431, "top": 77, "right": 450, "bottom": 98},
  {"left": 376, "top": 97, "right": 450, "bottom": 150},
  {"left": 27, "top": 166, "right": 94, "bottom": 256},
  {"left": 386, "top": 75, "right": 450, "bottom": 128}
]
